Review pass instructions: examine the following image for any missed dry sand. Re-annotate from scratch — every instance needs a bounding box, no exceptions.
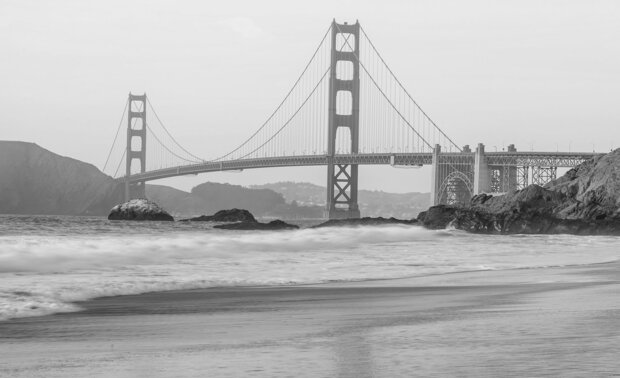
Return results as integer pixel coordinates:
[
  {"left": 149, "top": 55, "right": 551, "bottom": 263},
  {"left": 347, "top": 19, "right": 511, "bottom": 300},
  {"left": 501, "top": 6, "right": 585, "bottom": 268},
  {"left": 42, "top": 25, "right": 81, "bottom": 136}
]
[{"left": 1, "top": 262, "right": 619, "bottom": 377}]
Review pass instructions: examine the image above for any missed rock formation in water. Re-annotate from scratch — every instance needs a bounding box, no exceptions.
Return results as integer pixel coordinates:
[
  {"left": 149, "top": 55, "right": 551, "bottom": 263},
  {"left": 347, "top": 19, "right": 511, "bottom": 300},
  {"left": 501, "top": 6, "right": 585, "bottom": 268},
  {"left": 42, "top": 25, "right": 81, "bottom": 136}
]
[
  {"left": 182, "top": 209, "right": 257, "bottom": 223},
  {"left": 313, "top": 217, "right": 418, "bottom": 228},
  {"left": 214, "top": 219, "right": 299, "bottom": 230},
  {"left": 418, "top": 149, "right": 620, "bottom": 235},
  {"left": 108, "top": 199, "right": 174, "bottom": 221},
  {"left": 183, "top": 208, "right": 297, "bottom": 230},
  {"left": 0, "top": 141, "right": 123, "bottom": 215}
]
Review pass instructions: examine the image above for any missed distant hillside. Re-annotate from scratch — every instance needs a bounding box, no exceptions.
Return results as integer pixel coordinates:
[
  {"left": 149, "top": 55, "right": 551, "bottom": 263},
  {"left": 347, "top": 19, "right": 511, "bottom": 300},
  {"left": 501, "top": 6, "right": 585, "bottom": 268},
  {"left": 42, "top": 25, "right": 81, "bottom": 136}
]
[
  {"left": 253, "top": 182, "right": 325, "bottom": 206},
  {"left": 147, "top": 182, "right": 321, "bottom": 219},
  {"left": 252, "top": 181, "right": 430, "bottom": 218},
  {"left": 0, "top": 141, "right": 123, "bottom": 215},
  {"left": 145, "top": 184, "right": 205, "bottom": 216}
]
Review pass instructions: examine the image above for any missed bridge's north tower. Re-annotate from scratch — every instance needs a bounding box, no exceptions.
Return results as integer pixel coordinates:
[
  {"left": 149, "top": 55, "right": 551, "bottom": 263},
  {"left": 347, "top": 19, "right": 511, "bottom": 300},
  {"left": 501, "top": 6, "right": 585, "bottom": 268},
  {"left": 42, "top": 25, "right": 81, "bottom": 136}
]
[
  {"left": 125, "top": 93, "right": 147, "bottom": 201},
  {"left": 326, "top": 20, "right": 361, "bottom": 219}
]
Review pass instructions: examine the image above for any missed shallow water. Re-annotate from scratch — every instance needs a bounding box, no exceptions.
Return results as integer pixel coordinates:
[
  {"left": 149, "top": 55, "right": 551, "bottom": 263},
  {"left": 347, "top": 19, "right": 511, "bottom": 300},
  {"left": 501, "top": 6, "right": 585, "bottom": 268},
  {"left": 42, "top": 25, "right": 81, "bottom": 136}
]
[{"left": 1, "top": 215, "right": 619, "bottom": 321}]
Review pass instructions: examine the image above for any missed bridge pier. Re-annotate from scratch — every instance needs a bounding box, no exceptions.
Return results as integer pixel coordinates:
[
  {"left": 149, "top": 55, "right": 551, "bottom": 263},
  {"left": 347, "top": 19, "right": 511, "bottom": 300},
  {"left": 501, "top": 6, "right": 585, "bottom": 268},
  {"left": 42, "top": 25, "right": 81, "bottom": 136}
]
[
  {"left": 429, "top": 145, "right": 441, "bottom": 206},
  {"left": 473, "top": 143, "right": 520, "bottom": 196},
  {"left": 473, "top": 143, "right": 490, "bottom": 195}
]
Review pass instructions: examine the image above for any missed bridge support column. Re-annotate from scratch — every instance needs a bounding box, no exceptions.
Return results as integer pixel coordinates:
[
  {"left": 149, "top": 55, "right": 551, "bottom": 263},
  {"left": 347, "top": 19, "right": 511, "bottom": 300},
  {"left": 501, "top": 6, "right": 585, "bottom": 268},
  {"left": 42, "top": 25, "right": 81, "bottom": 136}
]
[
  {"left": 125, "top": 93, "right": 147, "bottom": 202},
  {"left": 503, "top": 144, "right": 518, "bottom": 192},
  {"left": 430, "top": 144, "right": 441, "bottom": 206},
  {"left": 473, "top": 143, "right": 490, "bottom": 195},
  {"left": 325, "top": 20, "right": 361, "bottom": 219}
]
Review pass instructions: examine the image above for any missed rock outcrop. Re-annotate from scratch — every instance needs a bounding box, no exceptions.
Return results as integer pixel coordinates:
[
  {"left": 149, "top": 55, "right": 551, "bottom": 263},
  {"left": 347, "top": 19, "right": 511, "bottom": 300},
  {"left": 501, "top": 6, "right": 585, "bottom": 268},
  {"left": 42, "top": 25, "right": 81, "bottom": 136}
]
[
  {"left": 182, "top": 208, "right": 297, "bottom": 230},
  {"left": 182, "top": 209, "right": 257, "bottom": 223},
  {"left": 214, "top": 219, "right": 299, "bottom": 230},
  {"left": 313, "top": 217, "right": 417, "bottom": 228},
  {"left": 418, "top": 149, "right": 620, "bottom": 235},
  {"left": 108, "top": 199, "right": 174, "bottom": 221}
]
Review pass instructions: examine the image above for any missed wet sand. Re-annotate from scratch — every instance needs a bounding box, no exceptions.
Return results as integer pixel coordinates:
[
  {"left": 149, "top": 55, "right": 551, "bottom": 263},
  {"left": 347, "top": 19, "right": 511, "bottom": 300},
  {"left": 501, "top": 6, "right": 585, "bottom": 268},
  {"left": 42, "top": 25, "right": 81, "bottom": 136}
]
[{"left": 1, "top": 262, "right": 619, "bottom": 377}]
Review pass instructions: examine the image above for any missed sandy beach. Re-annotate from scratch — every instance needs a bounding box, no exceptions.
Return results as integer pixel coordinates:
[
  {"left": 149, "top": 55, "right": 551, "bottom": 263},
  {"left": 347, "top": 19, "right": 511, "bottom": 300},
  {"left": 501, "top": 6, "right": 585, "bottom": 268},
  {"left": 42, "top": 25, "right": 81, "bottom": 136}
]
[{"left": 1, "top": 261, "right": 619, "bottom": 378}]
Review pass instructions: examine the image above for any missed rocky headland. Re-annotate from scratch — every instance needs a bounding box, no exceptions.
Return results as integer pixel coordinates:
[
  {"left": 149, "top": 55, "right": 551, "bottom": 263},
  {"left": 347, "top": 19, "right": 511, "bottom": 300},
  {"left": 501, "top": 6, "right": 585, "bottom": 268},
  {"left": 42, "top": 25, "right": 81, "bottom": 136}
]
[
  {"left": 418, "top": 149, "right": 620, "bottom": 235},
  {"left": 108, "top": 199, "right": 174, "bottom": 221}
]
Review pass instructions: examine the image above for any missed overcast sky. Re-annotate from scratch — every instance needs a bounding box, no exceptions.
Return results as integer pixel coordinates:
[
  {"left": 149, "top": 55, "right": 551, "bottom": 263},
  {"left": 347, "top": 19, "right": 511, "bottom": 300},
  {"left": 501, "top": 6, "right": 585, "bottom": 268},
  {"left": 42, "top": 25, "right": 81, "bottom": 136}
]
[{"left": 1, "top": 0, "right": 619, "bottom": 193}]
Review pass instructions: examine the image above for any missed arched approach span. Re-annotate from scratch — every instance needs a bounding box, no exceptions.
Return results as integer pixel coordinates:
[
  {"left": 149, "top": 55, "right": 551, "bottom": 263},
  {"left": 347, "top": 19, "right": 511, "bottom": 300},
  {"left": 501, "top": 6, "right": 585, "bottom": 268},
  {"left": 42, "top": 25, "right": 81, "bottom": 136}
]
[{"left": 438, "top": 170, "right": 474, "bottom": 205}]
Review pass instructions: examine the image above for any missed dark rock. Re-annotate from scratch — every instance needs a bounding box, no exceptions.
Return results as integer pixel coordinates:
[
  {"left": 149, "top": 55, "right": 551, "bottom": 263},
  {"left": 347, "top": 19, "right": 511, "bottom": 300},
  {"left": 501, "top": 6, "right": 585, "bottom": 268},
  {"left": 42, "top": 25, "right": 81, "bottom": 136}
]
[
  {"left": 183, "top": 208, "right": 297, "bottom": 231},
  {"left": 108, "top": 199, "right": 174, "bottom": 221},
  {"left": 470, "top": 193, "right": 493, "bottom": 206},
  {"left": 418, "top": 149, "right": 620, "bottom": 235},
  {"left": 417, "top": 205, "right": 459, "bottom": 229},
  {"left": 313, "top": 216, "right": 417, "bottom": 228},
  {"left": 214, "top": 219, "right": 299, "bottom": 230},
  {"left": 183, "top": 209, "right": 256, "bottom": 223}
]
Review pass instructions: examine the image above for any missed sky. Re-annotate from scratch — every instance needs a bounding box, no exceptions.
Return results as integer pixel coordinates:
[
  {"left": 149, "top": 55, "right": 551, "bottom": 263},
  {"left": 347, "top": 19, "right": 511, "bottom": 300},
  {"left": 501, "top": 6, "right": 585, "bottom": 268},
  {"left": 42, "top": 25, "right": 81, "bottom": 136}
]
[{"left": 1, "top": 0, "right": 619, "bottom": 193}]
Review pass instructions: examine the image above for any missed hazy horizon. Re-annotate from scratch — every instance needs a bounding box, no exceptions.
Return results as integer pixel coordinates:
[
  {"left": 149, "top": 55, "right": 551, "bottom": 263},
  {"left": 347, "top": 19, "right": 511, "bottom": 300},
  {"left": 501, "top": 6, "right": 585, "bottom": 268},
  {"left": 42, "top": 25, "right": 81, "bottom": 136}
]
[{"left": 2, "top": 0, "right": 619, "bottom": 193}]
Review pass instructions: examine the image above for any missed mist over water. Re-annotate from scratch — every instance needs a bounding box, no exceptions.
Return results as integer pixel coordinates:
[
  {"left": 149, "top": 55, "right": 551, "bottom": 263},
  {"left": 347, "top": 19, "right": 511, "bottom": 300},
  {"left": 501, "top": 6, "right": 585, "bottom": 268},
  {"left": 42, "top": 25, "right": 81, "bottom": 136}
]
[{"left": 0, "top": 215, "right": 618, "bottom": 321}]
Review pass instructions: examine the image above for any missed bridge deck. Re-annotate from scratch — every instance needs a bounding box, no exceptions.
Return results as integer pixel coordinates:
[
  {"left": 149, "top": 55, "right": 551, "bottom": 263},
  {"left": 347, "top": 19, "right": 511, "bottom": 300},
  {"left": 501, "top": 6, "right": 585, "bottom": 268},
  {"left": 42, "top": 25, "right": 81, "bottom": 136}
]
[{"left": 121, "top": 151, "right": 598, "bottom": 183}]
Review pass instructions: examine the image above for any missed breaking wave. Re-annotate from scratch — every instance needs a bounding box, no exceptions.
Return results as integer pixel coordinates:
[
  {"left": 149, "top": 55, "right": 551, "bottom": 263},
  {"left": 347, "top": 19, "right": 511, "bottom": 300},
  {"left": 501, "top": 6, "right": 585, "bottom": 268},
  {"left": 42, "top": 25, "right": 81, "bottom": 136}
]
[{"left": 0, "top": 216, "right": 618, "bottom": 321}]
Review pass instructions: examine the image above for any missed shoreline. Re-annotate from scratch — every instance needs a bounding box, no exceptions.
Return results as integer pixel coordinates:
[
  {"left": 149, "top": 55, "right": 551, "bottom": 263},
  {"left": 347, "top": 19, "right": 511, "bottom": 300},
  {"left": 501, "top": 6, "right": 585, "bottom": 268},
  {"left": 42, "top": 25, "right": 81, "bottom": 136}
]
[
  {"left": 2, "top": 260, "right": 619, "bottom": 377},
  {"left": 2, "top": 257, "right": 618, "bottom": 323}
]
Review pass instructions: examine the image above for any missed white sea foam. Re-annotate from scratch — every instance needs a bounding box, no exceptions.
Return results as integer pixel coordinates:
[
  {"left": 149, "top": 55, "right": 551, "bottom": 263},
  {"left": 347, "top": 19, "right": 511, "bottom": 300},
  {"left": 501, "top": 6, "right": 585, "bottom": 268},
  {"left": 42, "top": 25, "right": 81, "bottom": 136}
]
[
  {"left": 0, "top": 217, "right": 618, "bottom": 321},
  {"left": 0, "top": 225, "right": 444, "bottom": 273}
]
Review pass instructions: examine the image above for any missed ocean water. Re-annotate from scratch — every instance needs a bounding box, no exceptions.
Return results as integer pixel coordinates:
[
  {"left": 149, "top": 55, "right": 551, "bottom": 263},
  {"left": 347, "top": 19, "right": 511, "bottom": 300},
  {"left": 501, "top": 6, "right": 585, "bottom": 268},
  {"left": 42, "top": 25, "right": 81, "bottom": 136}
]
[{"left": 0, "top": 215, "right": 618, "bottom": 321}]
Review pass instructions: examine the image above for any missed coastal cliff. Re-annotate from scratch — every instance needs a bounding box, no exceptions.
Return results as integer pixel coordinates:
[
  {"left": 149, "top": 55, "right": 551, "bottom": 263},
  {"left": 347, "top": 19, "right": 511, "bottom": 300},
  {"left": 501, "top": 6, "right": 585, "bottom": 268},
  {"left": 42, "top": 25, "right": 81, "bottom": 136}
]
[
  {"left": 418, "top": 149, "right": 620, "bottom": 235},
  {"left": 0, "top": 141, "right": 123, "bottom": 215}
]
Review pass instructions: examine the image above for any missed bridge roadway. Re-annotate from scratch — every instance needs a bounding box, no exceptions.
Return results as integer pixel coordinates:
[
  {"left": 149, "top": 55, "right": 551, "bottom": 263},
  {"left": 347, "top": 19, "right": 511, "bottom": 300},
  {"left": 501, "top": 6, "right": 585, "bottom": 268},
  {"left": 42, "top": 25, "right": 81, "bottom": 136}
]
[{"left": 122, "top": 151, "right": 598, "bottom": 183}]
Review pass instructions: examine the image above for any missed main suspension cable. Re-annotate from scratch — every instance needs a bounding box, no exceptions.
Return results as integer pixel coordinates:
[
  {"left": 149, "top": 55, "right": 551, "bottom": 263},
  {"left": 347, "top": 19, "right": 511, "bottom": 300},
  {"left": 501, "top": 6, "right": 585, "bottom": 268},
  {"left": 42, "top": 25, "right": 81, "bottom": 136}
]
[
  {"left": 102, "top": 99, "right": 128, "bottom": 172},
  {"left": 235, "top": 67, "right": 331, "bottom": 161},
  {"left": 113, "top": 149, "right": 126, "bottom": 178},
  {"left": 210, "top": 23, "right": 333, "bottom": 162},
  {"left": 146, "top": 97, "right": 206, "bottom": 162},
  {"left": 360, "top": 26, "right": 461, "bottom": 152},
  {"left": 146, "top": 124, "right": 203, "bottom": 164},
  {"left": 335, "top": 24, "right": 432, "bottom": 150}
]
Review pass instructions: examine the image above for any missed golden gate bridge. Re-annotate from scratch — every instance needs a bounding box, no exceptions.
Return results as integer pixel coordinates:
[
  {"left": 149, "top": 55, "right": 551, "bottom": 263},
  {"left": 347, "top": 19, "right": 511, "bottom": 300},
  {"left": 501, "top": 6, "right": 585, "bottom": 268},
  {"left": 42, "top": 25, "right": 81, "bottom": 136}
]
[{"left": 102, "top": 20, "right": 597, "bottom": 219}]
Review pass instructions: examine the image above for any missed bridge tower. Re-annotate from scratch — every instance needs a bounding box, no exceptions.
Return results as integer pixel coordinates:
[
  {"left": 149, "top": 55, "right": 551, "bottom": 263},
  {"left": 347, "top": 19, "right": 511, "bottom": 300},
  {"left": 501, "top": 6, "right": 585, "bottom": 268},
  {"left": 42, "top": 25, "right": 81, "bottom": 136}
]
[
  {"left": 124, "top": 93, "right": 147, "bottom": 202},
  {"left": 325, "top": 20, "right": 361, "bottom": 219}
]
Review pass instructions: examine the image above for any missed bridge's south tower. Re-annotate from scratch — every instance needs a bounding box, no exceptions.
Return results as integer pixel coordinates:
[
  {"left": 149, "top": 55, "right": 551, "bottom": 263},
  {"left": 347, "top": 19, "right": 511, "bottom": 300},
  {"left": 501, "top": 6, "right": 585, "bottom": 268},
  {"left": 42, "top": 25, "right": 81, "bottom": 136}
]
[
  {"left": 326, "top": 20, "right": 361, "bottom": 219},
  {"left": 125, "top": 93, "right": 147, "bottom": 201}
]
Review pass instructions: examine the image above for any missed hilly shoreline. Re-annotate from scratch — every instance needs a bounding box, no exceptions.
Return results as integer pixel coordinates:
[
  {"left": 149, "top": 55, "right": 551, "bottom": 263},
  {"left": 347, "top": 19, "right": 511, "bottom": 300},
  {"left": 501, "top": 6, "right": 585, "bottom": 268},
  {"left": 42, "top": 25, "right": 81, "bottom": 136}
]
[
  {"left": 0, "top": 141, "right": 123, "bottom": 215},
  {"left": 0, "top": 141, "right": 429, "bottom": 219}
]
